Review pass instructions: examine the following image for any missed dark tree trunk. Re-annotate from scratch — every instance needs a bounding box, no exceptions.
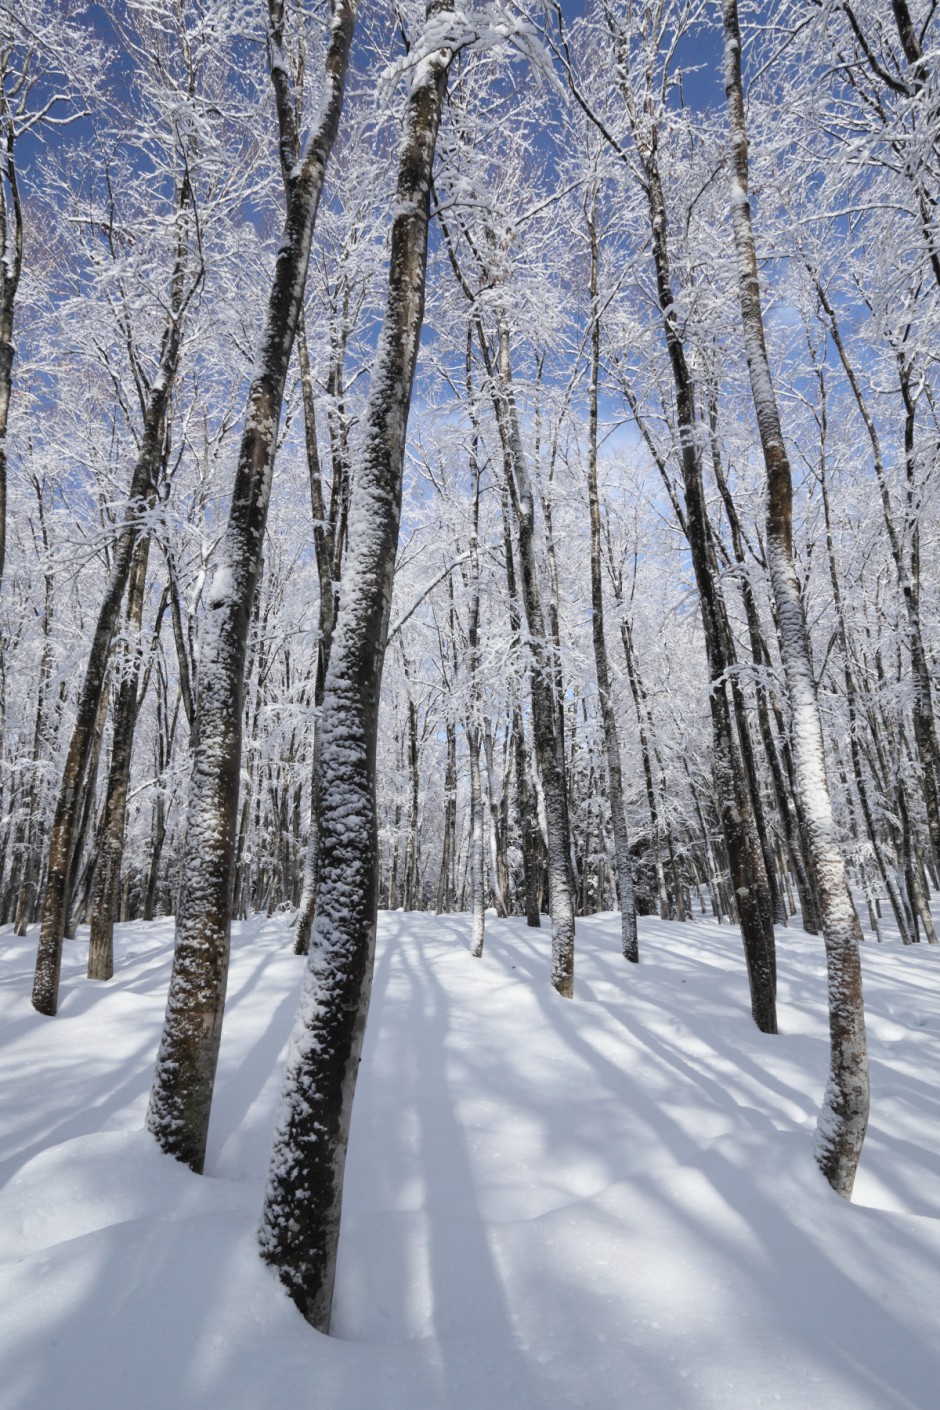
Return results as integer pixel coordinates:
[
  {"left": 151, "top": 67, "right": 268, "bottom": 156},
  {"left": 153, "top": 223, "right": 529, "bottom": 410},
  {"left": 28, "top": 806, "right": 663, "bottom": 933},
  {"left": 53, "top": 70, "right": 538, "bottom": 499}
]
[
  {"left": 724, "top": 0, "right": 869, "bottom": 1196},
  {"left": 585, "top": 195, "right": 637, "bottom": 961},
  {"left": 639, "top": 142, "right": 777, "bottom": 1031},
  {"left": 32, "top": 161, "right": 199, "bottom": 1016},
  {"left": 490, "top": 306, "right": 576, "bottom": 995},
  {"left": 87, "top": 533, "right": 152, "bottom": 980},
  {"left": 0, "top": 116, "right": 24, "bottom": 589},
  {"left": 436, "top": 716, "right": 457, "bottom": 913},
  {"left": 258, "top": 4, "right": 454, "bottom": 1328},
  {"left": 146, "top": 0, "right": 357, "bottom": 1171}
]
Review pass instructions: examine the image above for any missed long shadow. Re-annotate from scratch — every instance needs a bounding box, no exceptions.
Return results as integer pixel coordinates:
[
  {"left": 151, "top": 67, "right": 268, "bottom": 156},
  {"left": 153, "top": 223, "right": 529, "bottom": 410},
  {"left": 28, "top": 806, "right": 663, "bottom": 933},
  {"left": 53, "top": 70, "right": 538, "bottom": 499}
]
[
  {"left": 513, "top": 937, "right": 940, "bottom": 1407},
  {"left": 205, "top": 974, "right": 304, "bottom": 1180}
]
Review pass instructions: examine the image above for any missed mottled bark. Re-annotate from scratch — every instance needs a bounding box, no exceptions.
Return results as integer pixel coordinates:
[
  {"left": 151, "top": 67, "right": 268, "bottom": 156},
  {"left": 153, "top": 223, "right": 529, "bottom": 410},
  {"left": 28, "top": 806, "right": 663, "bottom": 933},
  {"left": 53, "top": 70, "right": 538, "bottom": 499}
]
[
  {"left": 295, "top": 307, "right": 344, "bottom": 954},
  {"left": 12, "top": 483, "right": 55, "bottom": 935},
  {"left": 87, "top": 534, "right": 152, "bottom": 981},
  {"left": 498, "top": 483, "right": 542, "bottom": 926},
  {"left": 147, "top": 0, "right": 357, "bottom": 1170},
  {"left": 0, "top": 113, "right": 23, "bottom": 589},
  {"left": 436, "top": 716, "right": 457, "bottom": 913},
  {"left": 467, "top": 455, "right": 486, "bottom": 956},
  {"left": 259, "top": 4, "right": 454, "bottom": 1327},
  {"left": 586, "top": 198, "right": 637, "bottom": 961},
  {"left": 482, "top": 716, "right": 509, "bottom": 916},
  {"left": 641, "top": 145, "right": 776, "bottom": 1029},
  {"left": 32, "top": 390, "right": 176, "bottom": 1015},
  {"left": 492, "top": 306, "right": 576, "bottom": 996},
  {"left": 31, "top": 128, "right": 200, "bottom": 1016},
  {"left": 724, "top": 0, "right": 868, "bottom": 1196},
  {"left": 403, "top": 677, "right": 421, "bottom": 910}
]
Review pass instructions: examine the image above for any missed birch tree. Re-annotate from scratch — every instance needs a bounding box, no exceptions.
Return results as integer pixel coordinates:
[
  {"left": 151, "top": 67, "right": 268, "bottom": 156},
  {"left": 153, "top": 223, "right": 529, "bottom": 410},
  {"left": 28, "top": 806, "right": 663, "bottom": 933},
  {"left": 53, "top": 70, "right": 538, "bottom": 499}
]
[{"left": 722, "top": 0, "right": 869, "bottom": 1196}]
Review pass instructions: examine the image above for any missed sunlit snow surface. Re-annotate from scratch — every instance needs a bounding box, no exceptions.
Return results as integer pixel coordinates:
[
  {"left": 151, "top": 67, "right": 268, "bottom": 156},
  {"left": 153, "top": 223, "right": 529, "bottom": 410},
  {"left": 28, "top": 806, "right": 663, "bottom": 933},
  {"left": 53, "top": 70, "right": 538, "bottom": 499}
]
[{"left": 1, "top": 908, "right": 939, "bottom": 1409}]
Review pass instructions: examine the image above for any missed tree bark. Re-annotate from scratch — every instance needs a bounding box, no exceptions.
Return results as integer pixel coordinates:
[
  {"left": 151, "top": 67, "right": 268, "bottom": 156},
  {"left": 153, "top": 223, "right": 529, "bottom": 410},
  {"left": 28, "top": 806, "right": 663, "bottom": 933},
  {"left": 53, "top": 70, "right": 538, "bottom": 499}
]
[
  {"left": 146, "top": 0, "right": 357, "bottom": 1170},
  {"left": 640, "top": 143, "right": 777, "bottom": 1030},
  {"left": 87, "top": 533, "right": 152, "bottom": 980},
  {"left": 295, "top": 307, "right": 344, "bottom": 953},
  {"left": 585, "top": 194, "right": 637, "bottom": 961},
  {"left": 258, "top": 3, "right": 455, "bottom": 1327},
  {"left": 489, "top": 306, "right": 576, "bottom": 995},
  {"left": 31, "top": 128, "right": 201, "bottom": 1016},
  {"left": 0, "top": 113, "right": 24, "bottom": 590},
  {"left": 724, "top": 0, "right": 869, "bottom": 1196},
  {"left": 467, "top": 448, "right": 486, "bottom": 956}
]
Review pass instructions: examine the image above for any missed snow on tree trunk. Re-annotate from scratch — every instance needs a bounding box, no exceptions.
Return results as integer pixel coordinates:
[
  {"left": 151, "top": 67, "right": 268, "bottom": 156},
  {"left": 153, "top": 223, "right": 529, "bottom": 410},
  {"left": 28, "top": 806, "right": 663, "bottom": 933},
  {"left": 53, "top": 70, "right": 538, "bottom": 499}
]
[
  {"left": 87, "top": 533, "right": 152, "bottom": 981},
  {"left": 467, "top": 451, "right": 486, "bottom": 957},
  {"left": 492, "top": 307, "right": 576, "bottom": 997},
  {"left": 257, "top": 3, "right": 456, "bottom": 1328},
  {"left": 31, "top": 367, "right": 178, "bottom": 1015},
  {"left": 0, "top": 115, "right": 22, "bottom": 591},
  {"left": 146, "top": 0, "right": 357, "bottom": 1172},
  {"left": 295, "top": 311, "right": 341, "bottom": 955},
  {"left": 723, "top": 0, "right": 869, "bottom": 1197},
  {"left": 640, "top": 145, "right": 777, "bottom": 1032},
  {"left": 586, "top": 197, "right": 637, "bottom": 962}
]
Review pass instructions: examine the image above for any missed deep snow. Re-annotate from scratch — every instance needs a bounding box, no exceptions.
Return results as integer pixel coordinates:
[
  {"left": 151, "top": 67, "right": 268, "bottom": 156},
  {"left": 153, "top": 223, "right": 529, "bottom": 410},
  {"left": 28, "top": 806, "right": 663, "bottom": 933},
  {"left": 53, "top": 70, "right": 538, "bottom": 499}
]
[{"left": 1, "top": 907, "right": 939, "bottom": 1409}]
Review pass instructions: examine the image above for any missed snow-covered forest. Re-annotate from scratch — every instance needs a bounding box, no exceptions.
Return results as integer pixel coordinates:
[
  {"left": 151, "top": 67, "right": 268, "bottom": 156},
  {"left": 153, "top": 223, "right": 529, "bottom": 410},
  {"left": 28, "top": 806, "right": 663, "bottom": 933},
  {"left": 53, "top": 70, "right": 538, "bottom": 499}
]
[{"left": 2, "top": 0, "right": 940, "bottom": 1404}]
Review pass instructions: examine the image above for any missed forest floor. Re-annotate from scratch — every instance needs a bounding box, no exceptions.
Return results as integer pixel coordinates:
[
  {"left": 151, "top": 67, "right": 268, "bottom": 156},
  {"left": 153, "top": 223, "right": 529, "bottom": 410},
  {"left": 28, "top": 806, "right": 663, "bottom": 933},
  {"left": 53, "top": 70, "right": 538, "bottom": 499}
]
[{"left": 1, "top": 905, "right": 939, "bottom": 1409}]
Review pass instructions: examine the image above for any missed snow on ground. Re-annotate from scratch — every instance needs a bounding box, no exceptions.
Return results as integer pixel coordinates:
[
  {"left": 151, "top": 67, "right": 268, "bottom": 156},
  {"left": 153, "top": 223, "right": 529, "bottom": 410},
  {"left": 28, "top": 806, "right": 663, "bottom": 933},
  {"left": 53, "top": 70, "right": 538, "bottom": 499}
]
[{"left": 1, "top": 908, "right": 939, "bottom": 1409}]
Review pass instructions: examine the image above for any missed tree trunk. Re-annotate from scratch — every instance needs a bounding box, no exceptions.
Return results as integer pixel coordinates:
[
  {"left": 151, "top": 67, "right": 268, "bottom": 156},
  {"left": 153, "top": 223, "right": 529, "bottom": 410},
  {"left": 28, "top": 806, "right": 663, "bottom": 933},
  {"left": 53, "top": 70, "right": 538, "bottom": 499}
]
[
  {"left": 0, "top": 118, "right": 24, "bottom": 590},
  {"left": 641, "top": 146, "right": 777, "bottom": 1029},
  {"left": 146, "top": 0, "right": 357, "bottom": 1171},
  {"left": 32, "top": 158, "right": 199, "bottom": 1016},
  {"left": 258, "top": 4, "right": 454, "bottom": 1328},
  {"left": 724, "top": 0, "right": 869, "bottom": 1196},
  {"left": 585, "top": 195, "right": 637, "bottom": 961},
  {"left": 436, "top": 716, "right": 457, "bottom": 913},
  {"left": 467, "top": 456, "right": 486, "bottom": 957},
  {"left": 490, "top": 306, "right": 576, "bottom": 996},
  {"left": 294, "top": 307, "right": 344, "bottom": 954},
  {"left": 87, "top": 533, "right": 152, "bottom": 980}
]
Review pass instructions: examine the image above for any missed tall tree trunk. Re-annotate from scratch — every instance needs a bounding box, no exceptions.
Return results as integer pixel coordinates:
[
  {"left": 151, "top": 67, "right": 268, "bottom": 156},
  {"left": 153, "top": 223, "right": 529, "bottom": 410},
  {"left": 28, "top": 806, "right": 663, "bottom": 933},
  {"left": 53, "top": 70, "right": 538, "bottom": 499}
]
[
  {"left": 436, "top": 715, "right": 457, "bottom": 913},
  {"left": 13, "top": 484, "right": 55, "bottom": 934},
  {"left": 497, "top": 481, "right": 542, "bottom": 926},
  {"left": 32, "top": 159, "right": 199, "bottom": 1016},
  {"left": 146, "top": 0, "right": 357, "bottom": 1171},
  {"left": 639, "top": 143, "right": 777, "bottom": 1030},
  {"left": 294, "top": 308, "right": 345, "bottom": 954},
  {"left": 87, "top": 533, "right": 152, "bottom": 980},
  {"left": 724, "top": 0, "right": 869, "bottom": 1196},
  {"left": 466, "top": 447, "right": 486, "bottom": 957},
  {"left": 402, "top": 671, "right": 420, "bottom": 911},
  {"left": 707, "top": 401, "right": 820, "bottom": 932},
  {"left": 258, "top": 4, "right": 454, "bottom": 1328},
  {"left": 585, "top": 195, "right": 637, "bottom": 961},
  {"left": 482, "top": 715, "right": 510, "bottom": 916},
  {"left": 490, "top": 305, "right": 576, "bottom": 996},
  {"left": 0, "top": 115, "right": 24, "bottom": 590}
]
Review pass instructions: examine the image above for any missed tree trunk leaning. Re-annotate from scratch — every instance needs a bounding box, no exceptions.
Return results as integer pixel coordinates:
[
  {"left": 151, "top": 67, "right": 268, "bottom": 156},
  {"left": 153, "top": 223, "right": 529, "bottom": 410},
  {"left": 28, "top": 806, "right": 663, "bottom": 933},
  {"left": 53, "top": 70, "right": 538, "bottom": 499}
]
[
  {"left": 258, "top": 4, "right": 455, "bottom": 1329},
  {"left": 146, "top": 0, "right": 357, "bottom": 1171}
]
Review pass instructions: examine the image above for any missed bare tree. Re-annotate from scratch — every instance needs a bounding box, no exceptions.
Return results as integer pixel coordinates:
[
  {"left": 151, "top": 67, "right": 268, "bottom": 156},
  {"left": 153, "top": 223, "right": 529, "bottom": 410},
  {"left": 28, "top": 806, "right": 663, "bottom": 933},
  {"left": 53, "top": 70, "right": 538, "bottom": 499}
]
[
  {"left": 259, "top": 0, "right": 458, "bottom": 1328},
  {"left": 722, "top": 0, "right": 869, "bottom": 1197},
  {"left": 146, "top": 0, "right": 357, "bottom": 1172}
]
